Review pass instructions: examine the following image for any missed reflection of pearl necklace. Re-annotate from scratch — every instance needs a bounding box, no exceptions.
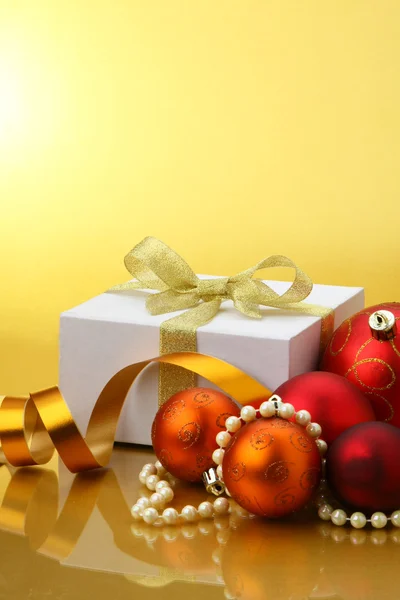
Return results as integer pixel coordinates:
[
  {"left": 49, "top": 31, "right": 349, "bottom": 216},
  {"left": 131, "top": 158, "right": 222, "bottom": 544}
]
[{"left": 131, "top": 397, "right": 325, "bottom": 526}]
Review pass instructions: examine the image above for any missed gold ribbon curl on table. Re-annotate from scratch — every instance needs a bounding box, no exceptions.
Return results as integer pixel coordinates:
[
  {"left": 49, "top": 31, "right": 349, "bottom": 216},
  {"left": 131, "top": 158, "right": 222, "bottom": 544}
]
[
  {"left": 0, "top": 352, "right": 272, "bottom": 473},
  {"left": 110, "top": 237, "right": 334, "bottom": 405}
]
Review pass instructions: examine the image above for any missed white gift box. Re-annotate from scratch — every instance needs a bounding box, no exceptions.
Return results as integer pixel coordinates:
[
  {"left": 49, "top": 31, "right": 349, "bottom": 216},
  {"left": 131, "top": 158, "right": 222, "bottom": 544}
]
[{"left": 59, "top": 279, "right": 364, "bottom": 446}]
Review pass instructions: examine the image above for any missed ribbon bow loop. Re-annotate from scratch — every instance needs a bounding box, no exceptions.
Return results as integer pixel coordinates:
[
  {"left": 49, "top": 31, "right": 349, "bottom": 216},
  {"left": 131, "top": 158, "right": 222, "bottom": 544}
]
[{"left": 110, "top": 237, "right": 334, "bottom": 404}]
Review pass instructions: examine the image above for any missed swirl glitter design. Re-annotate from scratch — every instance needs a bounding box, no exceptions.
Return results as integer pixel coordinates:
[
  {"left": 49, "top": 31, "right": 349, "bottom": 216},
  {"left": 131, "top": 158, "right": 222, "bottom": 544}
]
[
  {"left": 178, "top": 422, "right": 201, "bottom": 449},
  {"left": 229, "top": 462, "right": 246, "bottom": 482},
  {"left": 274, "top": 487, "right": 297, "bottom": 507},
  {"left": 250, "top": 429, "right": 274, "bottom": 451},
  {"left": 265, "top": 461, "right": 293, "bottom": 484},
  {"left": 329, "top": 318, "right": 352, "bottom": 356},
  {"left": 289, "top": 432, "right": 313, "bottom": 453},
  {"left": 158, "top": 449, "right": 174, "bottom": 470},
  {"left": 162, "top": 399, "right": 186, "bottom": 422},
  {"left": 193, "top": 391, "right": 215, "bottom": 408},
  {"left": 299, "top": 467, "right": 320, "bottom": 490},
  {"left": 346, "top": 358, "right": 396, "bottom": 391}
]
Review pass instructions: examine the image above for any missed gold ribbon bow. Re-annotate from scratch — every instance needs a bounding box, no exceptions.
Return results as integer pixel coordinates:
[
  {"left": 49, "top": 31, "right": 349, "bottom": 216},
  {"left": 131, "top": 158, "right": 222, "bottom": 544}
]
[{"left": 111, "top": 237, "right": 334, "bottom": 404}]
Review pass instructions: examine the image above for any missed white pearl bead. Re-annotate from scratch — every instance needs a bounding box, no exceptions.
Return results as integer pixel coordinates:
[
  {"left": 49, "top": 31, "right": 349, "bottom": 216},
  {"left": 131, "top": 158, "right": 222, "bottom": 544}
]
[
  {"left": 316, "top": 439, "right": 328, "bottom": 455},
  {"left": 181, "top": 505, "right": 198, "bottom": 522},
  {"left": 391, "top": 510, "right": 400, "bottom": 527},
  {"left": 150, "top": 492, "right": 165, "bottom": 509},
  {"left": 162, "top": 507, "right": 179, "bottom": 525},
  {"left": 146, "top": 474, "right": 160, "bottom": 491},
  {"left": 142, "top": 507, "right": 159, "bottom": 524},
  {"left": 131, "top": 505, "right": 142, "bottom": 520},
  {"left": 240, "top": 405, "right": 257, "bottom": 422},
  {"left": 306, "top": 422, "right": 322, "bottom": 438},
  {"left": 214, "top": 497, "right": 230, "bottom": 515},
  {"left": 216, "top": 431, "right": 231, "bottom": 448},
  {"left": 216, "top": 465, "right": 223, "bottom": 479},
  {"left": 198, "top": 501, "right": 214, "bottom": 518},
  {"left": 139, "top": 471, "right": 148, "bottom": 485},
  {"left": 318, "top": 504, "right": 333, "bottom": 521},
  {"left": 159, "top": 486, "right": 174, "bottom": 503},
  {"left": 136, "top": 497, "right": 151, "bottom": 511},
  {"left": 350, "top": 512, "right": 367, "bottom": 529},
  {"left": 371, "top": 512, "right": 388, "bottom": 529},
  {"left": 296, "top": 410, "right": 311, "bottom": 426},
  {"left": 225, "top": 416, "right": 242, "bottom": 433},
  {"left": 331, "top": 509, "right": 347, "bottom": 526},
  {"left": 259, "top": 401, "right": 276, "bottom": 418},
  {"left": 279, "top": 403, "right": 295, "bottom": 419},
  {"left": 142, "top": 463, "right": 157, "bottom": 475},
  {"left": 155, "top": 460, "right": 166, "bottom": 476},
  {"left": 212, "top": 448, "right": 225, "bottom": 465},
  {"left": 155, "top": 480, "right": 170, "bottom": 493}
]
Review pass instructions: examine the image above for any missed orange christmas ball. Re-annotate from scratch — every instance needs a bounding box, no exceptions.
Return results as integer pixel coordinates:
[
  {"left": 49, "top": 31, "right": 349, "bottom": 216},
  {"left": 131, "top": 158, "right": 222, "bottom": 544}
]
[
  {"left": 151, "top": 387, "right": 240, "bottom": 482},
  {"left": 222, "top": 417, "right": 322, "bottom": 517}
]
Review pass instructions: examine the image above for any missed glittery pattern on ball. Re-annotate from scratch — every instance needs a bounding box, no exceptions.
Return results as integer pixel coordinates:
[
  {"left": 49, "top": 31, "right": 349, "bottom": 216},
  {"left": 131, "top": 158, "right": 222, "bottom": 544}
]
[
  {"left": 152, "top": 387, "right": 240, "bottom": 482},
  {"left": 321, "top": 302, "right": 400, "bottom": 426},
  {"left": 222, "top": 417, "right": 322, "bottom": 518}
]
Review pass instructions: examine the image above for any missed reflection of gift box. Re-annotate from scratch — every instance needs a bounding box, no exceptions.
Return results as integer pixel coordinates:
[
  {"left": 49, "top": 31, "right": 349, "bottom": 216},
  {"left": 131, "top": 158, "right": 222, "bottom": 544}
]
[{"left": 59, "top": 277, "right": 364, "bottom": 446}]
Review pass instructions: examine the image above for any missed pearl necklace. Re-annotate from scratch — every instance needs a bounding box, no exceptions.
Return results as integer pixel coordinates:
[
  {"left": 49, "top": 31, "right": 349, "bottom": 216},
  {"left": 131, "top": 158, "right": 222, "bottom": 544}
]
[
  {"left": 317, "top": 489, "right": 400, "bottom": 530},
  {"left": 131, "top": 395, "right": 325, "bottom": 526}
]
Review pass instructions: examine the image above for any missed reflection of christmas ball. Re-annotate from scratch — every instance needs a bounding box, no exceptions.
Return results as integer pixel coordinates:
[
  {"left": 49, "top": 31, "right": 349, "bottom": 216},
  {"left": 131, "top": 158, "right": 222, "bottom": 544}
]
[
  {"left": 222, "top": 417, "right": 321, "bottom": 517},
  {"left": 221, "top": 518, "right": 320, "bottom": 600},
  {"left": 326, "top": 421, "right": 400, "bottom": 512},
  {"left": 321, "top": 302, "right": 400, "bottom": 426},
  {"left": 274, "top": 372, "right": 375, "bottom": 445},
  {"left": 151, "top": 388, "right": 239, "bottom": 482}
]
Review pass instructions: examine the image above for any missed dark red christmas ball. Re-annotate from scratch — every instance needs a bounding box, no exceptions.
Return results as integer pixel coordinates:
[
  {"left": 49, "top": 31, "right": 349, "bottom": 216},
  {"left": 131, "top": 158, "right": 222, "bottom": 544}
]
[
  {"left": 321, "top": 302, "right": 400, "bottom": 427},
  {"left": 151, "top": 387, "right": 240, "bottom": 482},
  {"left": 273, "top": 372, "right": 375, "bottom": 445},
  {"left": 326, "top": 421, "right": 400, "bottom": 512}
]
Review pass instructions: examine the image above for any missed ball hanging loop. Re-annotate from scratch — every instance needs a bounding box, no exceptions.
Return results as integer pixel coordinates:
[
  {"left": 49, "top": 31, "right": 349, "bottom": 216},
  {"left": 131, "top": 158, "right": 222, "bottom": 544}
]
[{"left": 369, "top": 309, "right": 397, "bottom": 341}]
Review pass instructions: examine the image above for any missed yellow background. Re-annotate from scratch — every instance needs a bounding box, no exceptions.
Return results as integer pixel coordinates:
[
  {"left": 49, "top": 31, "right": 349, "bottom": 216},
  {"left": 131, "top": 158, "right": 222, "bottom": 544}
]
[{"left": 1, "top": 0, "right": 399, "bottom": 394}]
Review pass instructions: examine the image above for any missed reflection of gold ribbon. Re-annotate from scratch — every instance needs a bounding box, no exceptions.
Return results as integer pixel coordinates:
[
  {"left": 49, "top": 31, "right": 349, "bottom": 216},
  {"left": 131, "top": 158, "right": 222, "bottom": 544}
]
[
  {"left": 0, "top": 465, "right": 214, "bottom": 587},
  {"left": 0, "top": 352, "right": 271, "bottom": 472},
  {"left": 110, "top": 237, "right": 334, "bottom": 404},
  {"left": 0, "top": 467, "right": 129, "bottom": 562}
]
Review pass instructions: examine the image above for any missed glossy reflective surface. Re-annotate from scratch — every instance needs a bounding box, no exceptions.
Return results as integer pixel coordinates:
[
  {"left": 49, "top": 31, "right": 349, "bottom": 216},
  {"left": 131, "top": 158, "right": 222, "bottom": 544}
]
[{"left": 0, "top": 445, "right": 399, "bottom": 600}]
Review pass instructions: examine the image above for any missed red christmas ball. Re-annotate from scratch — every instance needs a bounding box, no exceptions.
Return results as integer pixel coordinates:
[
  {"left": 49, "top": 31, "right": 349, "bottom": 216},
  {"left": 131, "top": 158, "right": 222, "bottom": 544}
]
[
  {"left": 273, "top": 372, "right": 375, "bottom": 445},
  {"left": 326, "top": 421, "right": 400, "bottom": 512},
  {"left": 321, "top": 302, "right": 400, "bottom": 427},
  {"left": 222, "top": 417, "right": 322, "bottom": 518},
  {"left": 151, "top": 387, "right": 240, "bottom": 482}
]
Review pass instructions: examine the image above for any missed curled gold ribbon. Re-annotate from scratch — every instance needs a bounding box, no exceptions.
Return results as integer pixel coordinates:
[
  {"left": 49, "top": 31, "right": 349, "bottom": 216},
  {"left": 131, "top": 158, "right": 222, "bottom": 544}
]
[
  {"left": 0, "top": 352, "right": 271, "bottom": 473},
  {"left": 110, "top": 237, "right": 334, "bottom": 404}
]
